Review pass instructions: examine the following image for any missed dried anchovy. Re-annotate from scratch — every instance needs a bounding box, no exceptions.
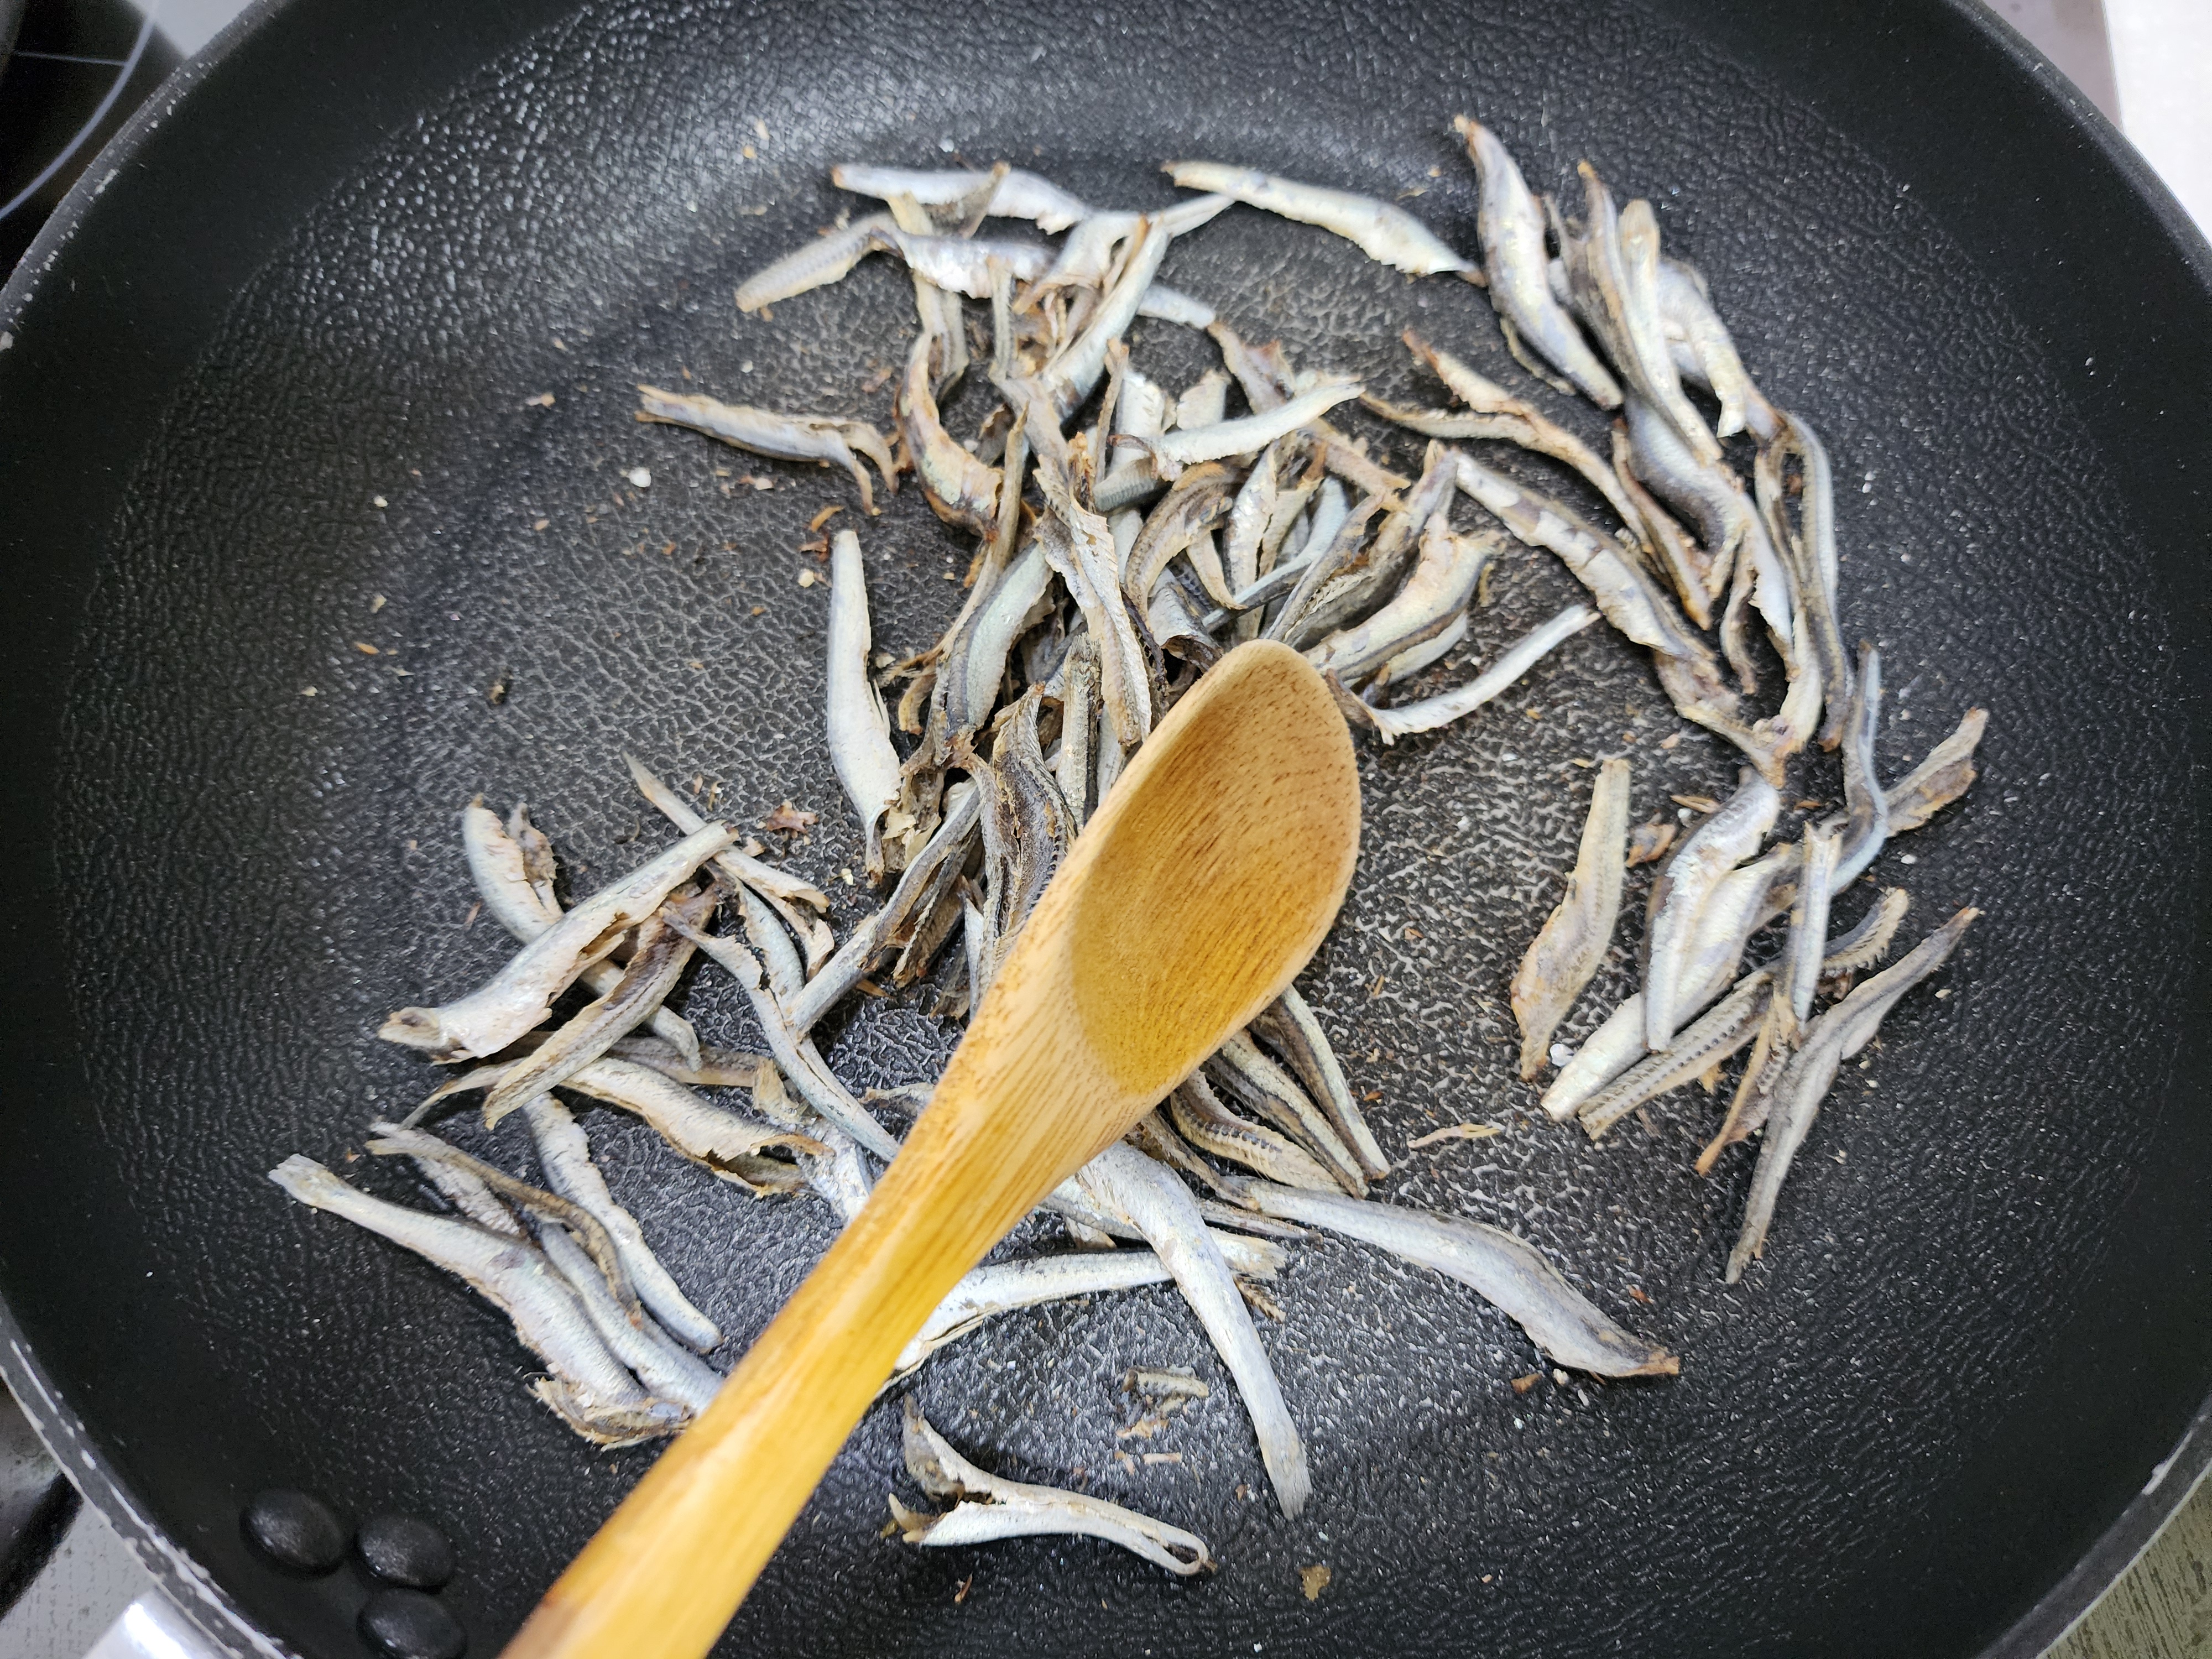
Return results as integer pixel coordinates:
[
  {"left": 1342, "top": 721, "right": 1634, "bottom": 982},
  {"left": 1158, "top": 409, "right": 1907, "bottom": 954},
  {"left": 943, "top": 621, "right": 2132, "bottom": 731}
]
[
  {"left": 1230, "top": 1181, "right": 1678, "bottom": 1377},
  {"left": 1343, "top": 602, "right": 1601, "bottom": 745},
  {"left": 1169, "top": 1073, "right": 1341, "bottom": 1191},
  {"left": 734, "top": 212, "right": 897, "bottom": 311},
  {"left": 1577, "top": 971, "right": 1773, "bottom": 1141},
  {"left": 635, "top": 387, "right": 895, "bottom": 515},
  {"left": 668, "top": 919, "right": 902, "bottom": 1161},
  {"left": 1165, "top": 161, "right": 1473, "bottom": 276},
  {"left": 890, "top": 1254, "right": 1178, "bottom": 1378},
  {"left": 520, "top": 1094, "right": 721, "bottom": 1352},
  {"left": 829, "top": 164, "right": 1091, "bottom": 232},
  {"left": 269, "top": 1156, "right": 682, "bottom": 1445},
  {"left": 1726, "top": 907, "right": 1981, "bottom": 1281},
  {"left": 1121, "top": 463, "right": 1241, "bottom": 609},
  {"left": 622, "top": 754, "right": 834, "bottom": 969},
  {"left": 1207, "top": 1031, "right": 1367, "bottom": 1196},
  {"left": 1306, "top": 515, "right": 1496, "bottom": 685},
  {"left": 1756, "top": 412, "right": 1855, "bottom": 747},
  {"left": 458, "top": 801, "right": 700, "bottom": 1063},
  {"left": 1559, "top": 167, "right": 1720, "bottom": 466},
  {"left": 898, "top": 328, "right": 1001, "bottom": 538},
  {"left": 481, "top": 883, "right": 718, "bottom": 1126},
  {"left": 1640, "top": 768, "right": 1778, "bottom": 1052},
  {"left": 1454, "top": 116, "right": 1622, "bottom": 404},
  {"left": 892, "top": 1399, "right": 1213, "bottom": 1574},
  {"left": 379, "top": 822, "right": 733, "bottom": 1062},
  {"left": 1247, "top": 985, "right": 1389, "bottom": 1180},
  {"left": 1656, "top": 255, "right": 1777, "bottom": 441},
  {"left": 1077, "top": 1143, "right": 1310, "bottom": 1517},
  {"left": 1122, "top": 382, "right": 1361, "bottom": 482},
  {"left": 1514, "top": 757, "right": 1631, "bottom": 1079},
  {"left": 1882, "top": 707, "right": 1986, "bottom": 832}
]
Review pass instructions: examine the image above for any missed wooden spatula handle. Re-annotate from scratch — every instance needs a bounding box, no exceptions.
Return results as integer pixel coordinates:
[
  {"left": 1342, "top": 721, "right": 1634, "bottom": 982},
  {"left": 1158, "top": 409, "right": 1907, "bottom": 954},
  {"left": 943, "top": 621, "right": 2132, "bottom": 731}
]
[{"left": 503, "top": 1073, "right": 1051, "bottom": 1659}]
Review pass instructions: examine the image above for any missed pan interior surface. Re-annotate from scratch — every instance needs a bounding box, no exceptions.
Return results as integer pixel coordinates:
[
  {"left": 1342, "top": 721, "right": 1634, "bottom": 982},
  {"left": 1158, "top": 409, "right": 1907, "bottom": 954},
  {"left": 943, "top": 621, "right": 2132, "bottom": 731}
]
[{"left": 0, "top": 1, "right": 2206, "bottom": 1657}]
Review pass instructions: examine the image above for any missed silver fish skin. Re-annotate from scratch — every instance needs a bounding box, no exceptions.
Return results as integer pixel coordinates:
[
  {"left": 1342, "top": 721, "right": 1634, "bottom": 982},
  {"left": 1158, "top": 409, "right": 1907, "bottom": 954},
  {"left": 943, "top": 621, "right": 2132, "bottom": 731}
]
[
  {"left": 1170, "top": 1073, "right": 1342, "bottom": 1191},
  {"left": 1307, "top": 515, "right": 1495, "bottom": 684},
  {"left": 668, "top": 920, "right": 901, "bottom": 1161},
  {"left": 1366, "top": 610, "right": 1468, "bottom": 692},
  {"left": 1175, "top": 368, "right": 1231, "bottom": 431},
  {"left": 1609, "top": 422, "right": 1713, "bottom": 627},
  {"left": 1358, "top": 603, "right": 1600, "bottom": 745},
  {"left": 831, "top": 164, "right": 1090, "bottom": 232},
  {"left": 1453, "top": 117, "right": 1622, "bottom": 405},
  {"left": 1076, "top": 1143, "right": 1311, "bottom": 1518},
  {"left": 459, "top": 803, "right": 700, "bottom": 1062},
  {"left": 893, "top": 1400, "right": 1213, "bottom": 1575},
  {"left": 1250, "top": 985, "right": 1389, "bottom": 1178},
  {"left": 1830, "top": 645, "right": 1891, "bottom": 889},
  {"left": 1208, "top": 1031, "right": 1367, "bottom": 1195},
  {"left": 521, "top": 1095, "right": 720, "bottom": 1352},
  {"left": 1577, "top": 971, "right": 1773, "bottom": 1140},
  {"left": 945, "top": 537, "right": 1052, "bottom": 741},
  {"left": 1165, "top": 160, "right": 1473, "bottom": 276},
  {"left": 784, "top": 781, "right": 984, "bottom": 1035},
  {"left": 734, "top": 886, "right": 802, "bottom": 1012},
  {"left": 1232, "top": 1181, "right": 1679, "bottom": 1378},
  {"left": 1514, "top": 757, "right": 1631, "bottom": 1079},
  {"left": 1125, "top": 383, "right": 1360, "bottom": 481},
  {"left": 1756, "top": 412, "right": 1854, "bottom": 747},
  {"left": 268, "top": 1156, "right": 668, "bottom": 1433},
  {"left": 825, "top": 530, "right": 906, "bottom": 874},
  {"left": 1655, "top": 256, "right": 1777, "bottom": 441},
  {"left": 750, "top": 1063, "right": 874, "bottom": 1226},
  {"left": 870, "top": 226, "right": 1053, "bottom": 296},
  {"left": 481, "top": 886, "right": 715, "bottom": 1126},
  {"left": 1561, "top": 170, "right": 1721, "bottom": 465},
  {"left": 1641, "top": 769, "right": 1780, "bottom": 1052},
  {"left": 1022, "top": 413, "right": 1151, "bottom": 744},
  {"left": 622, "top": 754, "right": 834, "bottom": 969},
  {"left": 898, "top": 332, "right": 1001, "bottom": 538},
  {"left": 1036, "top": 217, "right": 1171, "bottom": 423},
  {"left": 1882, "top": 707, "right": 1986, "bottom": 833},
  {"left": 1781, "top": 826, "right": 1841, "bottom": 1026},
  {"left": 534, "top": 1220, "right": 723, "bottom": 1415},
  {"left": 734, "top": 212, "right": 896, "bottom": 311},
  {"left": 1726, "top": 907, "right": 1981, "bottom": 1281},
  {"left": 1136, "top": 282, "right": 1217, "bottom": 328},
  {"left": 1222, "top": 435, "right": 1293, "bottom": 599},
  {"left": 890, "top": 1252, "right": 1177, "bottom": 1376},
  {"left": 635, "top": 386, "right": 894, "bottom": 515},
  {"left": 380, "top": 822, "right": 733, "bottom": 1061}
]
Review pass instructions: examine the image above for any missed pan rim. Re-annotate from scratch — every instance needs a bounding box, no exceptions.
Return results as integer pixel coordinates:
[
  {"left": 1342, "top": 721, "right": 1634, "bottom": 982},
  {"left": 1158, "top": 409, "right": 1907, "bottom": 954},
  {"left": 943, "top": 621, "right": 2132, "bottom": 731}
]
[{"left": 1, "top": 0, "right": 2208, "bottom": 1654}]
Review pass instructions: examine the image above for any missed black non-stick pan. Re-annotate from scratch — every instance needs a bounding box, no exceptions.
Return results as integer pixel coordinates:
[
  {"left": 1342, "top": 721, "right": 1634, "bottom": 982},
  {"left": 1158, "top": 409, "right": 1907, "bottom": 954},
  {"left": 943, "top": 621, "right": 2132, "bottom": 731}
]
[{"left": 3, "top": 1, "right": 2209, "bottom": 1655}]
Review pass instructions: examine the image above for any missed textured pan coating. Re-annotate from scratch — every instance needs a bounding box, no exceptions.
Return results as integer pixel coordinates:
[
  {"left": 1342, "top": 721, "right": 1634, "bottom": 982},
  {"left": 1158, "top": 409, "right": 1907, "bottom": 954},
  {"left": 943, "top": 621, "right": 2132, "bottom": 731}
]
[{"left": 0, "top": 2, "right": 2207, "bottom": 1658}]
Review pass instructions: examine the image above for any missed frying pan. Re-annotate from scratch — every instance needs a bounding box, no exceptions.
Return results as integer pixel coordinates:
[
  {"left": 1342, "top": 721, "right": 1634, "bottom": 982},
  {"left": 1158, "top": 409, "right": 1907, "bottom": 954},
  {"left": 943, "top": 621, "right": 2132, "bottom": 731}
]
[{"left": 3, "top": 1, "right": 2209, "bottom": 1655}]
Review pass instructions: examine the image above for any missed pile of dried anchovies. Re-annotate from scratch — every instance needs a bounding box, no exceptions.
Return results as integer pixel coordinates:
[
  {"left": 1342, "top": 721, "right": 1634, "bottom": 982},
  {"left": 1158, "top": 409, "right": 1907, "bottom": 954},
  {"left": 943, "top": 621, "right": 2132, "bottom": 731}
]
[{"left": 272, "top": 117, "right": 1986, "bottom": 1574}]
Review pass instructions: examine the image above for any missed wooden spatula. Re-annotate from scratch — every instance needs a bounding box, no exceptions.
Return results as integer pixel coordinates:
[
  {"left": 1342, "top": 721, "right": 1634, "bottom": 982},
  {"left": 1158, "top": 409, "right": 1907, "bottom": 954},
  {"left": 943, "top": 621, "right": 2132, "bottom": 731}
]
[{"left": 504, "top": 638, "right": 1360, "bottom": 1659}]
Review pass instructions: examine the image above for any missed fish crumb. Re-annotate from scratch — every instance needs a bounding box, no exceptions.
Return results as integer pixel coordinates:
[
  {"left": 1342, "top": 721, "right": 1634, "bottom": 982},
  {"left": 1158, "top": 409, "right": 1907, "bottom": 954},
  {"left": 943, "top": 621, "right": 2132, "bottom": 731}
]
[
  {"left": 1300, "top": 1564, "right": 1332, "bottom": 1600},
  {"left": 1510, "top": 1373, "right": 1541, "bottom": 1394}
]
